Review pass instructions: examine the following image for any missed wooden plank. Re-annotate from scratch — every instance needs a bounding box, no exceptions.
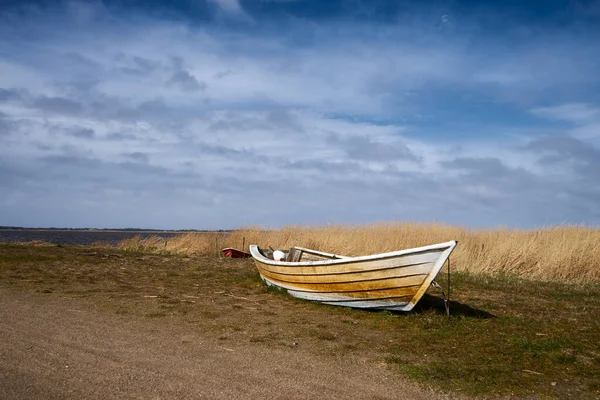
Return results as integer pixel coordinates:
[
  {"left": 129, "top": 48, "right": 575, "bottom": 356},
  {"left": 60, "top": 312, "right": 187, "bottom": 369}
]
[
  {"left": 258, "top": 263, "right": 433, "bottom": 284},
  {"left": 256, "top": 252, "right": 439, "bottom": 276},
  {"left": 287, "top": 248, "right": 303, "bottom": 262},
  {"left": 292, "top": 246, "right": 351, "bottom": 260},
  {"left": 259, "top": 271, "right": 428, "bottom": 290}
]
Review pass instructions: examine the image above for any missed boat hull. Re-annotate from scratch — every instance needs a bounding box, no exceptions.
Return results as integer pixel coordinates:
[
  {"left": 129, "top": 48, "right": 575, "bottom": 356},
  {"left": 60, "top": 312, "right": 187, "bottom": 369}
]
[
  {"left": 250, "top": 241, "right": 456, "bottom": 311},
  {"left": 222, "top": 248, "right": 251, "bottom": 259}
]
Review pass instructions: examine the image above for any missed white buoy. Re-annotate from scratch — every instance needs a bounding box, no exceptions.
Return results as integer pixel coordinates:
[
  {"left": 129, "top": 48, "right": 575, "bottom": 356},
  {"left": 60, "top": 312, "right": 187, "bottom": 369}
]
[{"left": 273, "top": 250, "right": 286, "bottom": 261}]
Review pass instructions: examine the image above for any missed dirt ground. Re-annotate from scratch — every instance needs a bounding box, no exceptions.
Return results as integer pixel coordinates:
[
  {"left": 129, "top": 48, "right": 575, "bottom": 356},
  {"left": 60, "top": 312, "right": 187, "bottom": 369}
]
[
  {"left": 6, "top": 244, "right": 598, "bottom": 398},
  {"left": 0, "top": 248, "right": 457, "bottom": 400}
]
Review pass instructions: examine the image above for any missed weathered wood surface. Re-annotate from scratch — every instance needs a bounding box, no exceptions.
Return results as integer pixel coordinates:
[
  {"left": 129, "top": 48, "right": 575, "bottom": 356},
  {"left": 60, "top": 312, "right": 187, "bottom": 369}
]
[
  {"left": 287, "top": 247, "right": 303, "bottom": 262},
  {"left": 250, "top": 241, "right": 457, "bottom": 311},
  {"left": 291, "top": 246, "right": 351, "bottom": 260}
]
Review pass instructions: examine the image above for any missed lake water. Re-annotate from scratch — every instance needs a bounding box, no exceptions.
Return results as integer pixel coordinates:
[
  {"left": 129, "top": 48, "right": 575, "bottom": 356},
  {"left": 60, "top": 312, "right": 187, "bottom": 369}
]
[{"left": 0, "top": 230, "right": 187, "bottom": 246}]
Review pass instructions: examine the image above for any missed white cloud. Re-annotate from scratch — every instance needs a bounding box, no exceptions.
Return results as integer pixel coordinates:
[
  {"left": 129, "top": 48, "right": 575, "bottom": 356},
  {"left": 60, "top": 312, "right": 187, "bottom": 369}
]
[
  {"left": 208, "top": 0, "right": 245, "bottom": 14},
  {"left": 1, "top": 3, "right": 600, "bottom": 228},
  {"left": 530, "top": 103, "right": 600, "bottom": 140},
  {"left": 207, "top": 0, "right": 253, "bottom": 22},
  {"left": 531, "top": 103, "right": 600, "bottom": 124},
  {"left": 571, "top": 123, "right": 600, "bottom": 140}
]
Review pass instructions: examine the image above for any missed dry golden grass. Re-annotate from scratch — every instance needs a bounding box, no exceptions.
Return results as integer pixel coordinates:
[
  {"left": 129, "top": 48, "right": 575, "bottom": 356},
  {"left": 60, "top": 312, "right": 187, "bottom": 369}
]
[
  {"left": 118, "top": 223, "right": 600, "bottom": 283},
  {"left": 118, "top": 232, "right": 229, "bottom": 257}
]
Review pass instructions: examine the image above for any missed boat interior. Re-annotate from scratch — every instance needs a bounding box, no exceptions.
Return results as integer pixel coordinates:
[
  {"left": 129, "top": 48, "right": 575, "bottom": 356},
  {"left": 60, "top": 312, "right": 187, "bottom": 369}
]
[{"left": 256, "top": 246, "right": 350, "bottom": 262}]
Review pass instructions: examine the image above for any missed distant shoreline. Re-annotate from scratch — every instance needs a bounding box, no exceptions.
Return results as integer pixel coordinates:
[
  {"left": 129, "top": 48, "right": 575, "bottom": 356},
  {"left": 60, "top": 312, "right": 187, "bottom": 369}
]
[{"left": 0, "top": 227, "right": 231, "bottom": 233}]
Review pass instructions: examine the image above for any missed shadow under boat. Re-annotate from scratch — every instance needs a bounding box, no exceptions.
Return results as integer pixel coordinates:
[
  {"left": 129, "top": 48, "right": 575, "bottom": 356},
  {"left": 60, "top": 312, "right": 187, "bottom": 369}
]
[{"left": 406, "top": 293, "right": 496, "bottom": 319}]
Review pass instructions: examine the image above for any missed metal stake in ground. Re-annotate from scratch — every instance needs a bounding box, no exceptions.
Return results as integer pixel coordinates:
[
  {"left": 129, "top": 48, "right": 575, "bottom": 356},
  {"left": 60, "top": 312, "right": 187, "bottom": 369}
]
[{"left": 431, "top": 256, "right": 450, "bottom": 316}]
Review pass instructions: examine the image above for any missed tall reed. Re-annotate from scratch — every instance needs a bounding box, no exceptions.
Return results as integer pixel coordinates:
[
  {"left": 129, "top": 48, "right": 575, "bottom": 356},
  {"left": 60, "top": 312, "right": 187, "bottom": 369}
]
[{"left": 118, "top": 224, "right": 600, "bottom": 283}]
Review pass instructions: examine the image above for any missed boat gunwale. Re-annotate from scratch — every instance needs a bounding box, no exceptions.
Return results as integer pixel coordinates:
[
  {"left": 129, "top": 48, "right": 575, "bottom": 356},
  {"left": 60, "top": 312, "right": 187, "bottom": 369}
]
[{"left": 249, "top": 240, "right": 457, "bottom": 267}]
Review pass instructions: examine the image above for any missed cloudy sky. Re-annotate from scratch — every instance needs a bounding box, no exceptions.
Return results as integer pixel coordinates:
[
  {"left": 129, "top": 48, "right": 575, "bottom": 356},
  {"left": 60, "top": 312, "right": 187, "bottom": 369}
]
[{"left": 1, "top": 0, "right": 600, "bottom": 229}]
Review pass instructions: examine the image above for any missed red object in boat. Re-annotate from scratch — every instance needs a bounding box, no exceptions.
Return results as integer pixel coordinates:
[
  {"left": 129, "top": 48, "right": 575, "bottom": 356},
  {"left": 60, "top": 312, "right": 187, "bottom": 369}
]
[{"left": 222, "top": 247, "right": 251, "bottom": 258}]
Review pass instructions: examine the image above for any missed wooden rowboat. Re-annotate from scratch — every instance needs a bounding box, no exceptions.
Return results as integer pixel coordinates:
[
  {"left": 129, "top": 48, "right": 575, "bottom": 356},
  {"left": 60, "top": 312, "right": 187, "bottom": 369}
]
[
  {"left": 249, "top": 241, "right": 457, "bottom": 311},
  {"left": 222, "top": 247, "right": 251, "bottom": 259}
]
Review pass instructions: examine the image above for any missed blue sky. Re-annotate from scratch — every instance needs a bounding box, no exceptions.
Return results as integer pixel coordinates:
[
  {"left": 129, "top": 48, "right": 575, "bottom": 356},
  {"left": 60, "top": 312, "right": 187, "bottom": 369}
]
[{"left": 1, "top": 0, "right": 600, "bottom": 229}]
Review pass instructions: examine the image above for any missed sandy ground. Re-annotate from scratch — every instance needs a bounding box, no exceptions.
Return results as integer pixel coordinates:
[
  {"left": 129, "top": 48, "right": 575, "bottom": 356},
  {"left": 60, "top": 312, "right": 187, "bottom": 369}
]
[{"left": 0, "top": 288, "right": 453, "bottom": 400}]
